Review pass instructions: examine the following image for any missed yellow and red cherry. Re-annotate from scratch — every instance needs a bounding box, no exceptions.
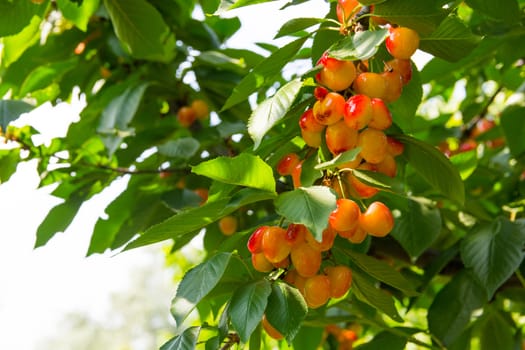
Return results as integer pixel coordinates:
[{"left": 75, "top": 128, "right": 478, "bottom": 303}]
[
  {"left": 313, "top": 92, "right": 345, "bottom": 125},
  {"left": 368, "top": 98, "right": 392, "bottom": 130},
  {"left": 177, "top": 106, "right": 197, "bottom": 127},
  {"left": 325, "top": 120, "right": 359, "bottom": 155},
  {"left": 277, "top": 153, "right": 301, "bottom": 176},
  {"left": 316, "top": 53, "right": 357, "bottom": 92},
  {"left": 353, "top": 72, "right": 387, "bottom": 99},
  {"left": 386, "top": 26, "right": 420, "bottom": 60},
  {"left": 344, "top": 94, "right": 373, "bottom": 130},
  {"left": 387, "top": 58, "right": 412, "bottom": 85},
  {"left": 299, "top": 109, "right": 325, "bottom": 133},
  {"left": 357, "top": 128, "right": 388, "bottom": 164},
  {"left": 329, "top": 198, "right": 361, "bottom": 232},
  {"left": 359, "top": 201, "right": 394, "bottom": 237}
]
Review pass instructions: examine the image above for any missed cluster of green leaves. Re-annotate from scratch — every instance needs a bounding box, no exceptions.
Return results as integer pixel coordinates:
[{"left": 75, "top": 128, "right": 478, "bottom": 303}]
[{"left": 1, "top": 0, "right": 525, "bottom": 349}]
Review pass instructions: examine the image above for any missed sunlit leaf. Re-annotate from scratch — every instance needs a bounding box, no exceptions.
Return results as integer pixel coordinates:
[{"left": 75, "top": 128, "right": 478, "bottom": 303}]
[
  {"left": 327, "top": 29, "right": 388, "bottom": 61},
  {"left": 160, "top": 326, "right": 200, "bottom": 350}
]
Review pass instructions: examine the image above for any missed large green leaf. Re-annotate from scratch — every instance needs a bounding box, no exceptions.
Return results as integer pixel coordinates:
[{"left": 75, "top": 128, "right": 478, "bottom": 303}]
[
  {"left": 275, "top": 17, "right": 326, "bottom": 39},
  {"left": 56, "top": 0, "right": 100, "bottom": 31},
  {"left": 327, "top": 29, "right": 388, "bottom": 61},
  {"left": 248, "top": 78, "right": 303, "bottom": 149},
  {"left": 229, "top": 279, "right": 272, "bottom": 343},
  {"left": 35, "top": 196, "right": 84, "bottom": 248},
  {"left": 352, "top": 271, "right": 403, "bottom": 322},
  {"left": 158, "top": 138, "right": 200, "bottom": 159},
  {"left": 373, "top": 0, "right": 449, "bottom": 36},
  {"left": 354, "top": 330, "right": 408, "bottom": 350},
  {"left": 275, "top": 186, "right": 336, "bottom": 241},
  {"left": 397, "top": 134, "right": 465, "bottom": 205},
  {"left": 342, "top": 249, "right": 419, "bottom": 296},
  {"left": 0, "top": 1, "right": 46, "bottom": 37},
  {"left": 427, "top": 271, "right": 486, "bottom": 346},
  {"left": 265, "top": 281, "right": 308, "bottom": 343},
  {"left": 389, "top": 196, "right": 442, "bottom": 258},
  {"left": 1, "top": 15, "right": 41, "bottom": 67},
  {"left": 160, "top": 326, "right": 201, "bottom": 350},
  {"left": 171, "top": 252, "right": 232, "bottom": 326},
  {"left": 500, "top": 105, "right": 525, "bottom": 158},
  {"left": 450, "top": 150, "right": 478, "bottom": 180},
  {"left": 461, "top": 217, "right": 525, "bottom": 299},
  {"left": 478, "top": 307, "right": 515, "bottom": 350},
  {"left": 19, "top": 57, "right": 79, "bottom": 97},
  {"left": 466, "top": 0, "right": 521, "bottom": 23},
  {"left": 97, "top": 82, "right": 149, "bottom": 155},
  {"left": 419, "top": 16, "right": 481, "bottom": 62},
  {"left": 221, "top": 36, "right": 307, "bottom": 111},
  {"left": 0, "top": 100, "right": 33, "bottom": 130},
  {"left": 192, "top": 153, "right": 276, "bottom": 193},
  {"left": 103, "top": 0, "right": 176, "bottom": 61},
  {"left": 0, "top": 150, "right": 19, "bottom": 183}
]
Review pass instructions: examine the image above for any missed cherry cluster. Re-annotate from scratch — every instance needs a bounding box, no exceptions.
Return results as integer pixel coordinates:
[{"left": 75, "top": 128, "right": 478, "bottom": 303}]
[{"left": 246, "top": 0, "right": 421, "bottom": 339}]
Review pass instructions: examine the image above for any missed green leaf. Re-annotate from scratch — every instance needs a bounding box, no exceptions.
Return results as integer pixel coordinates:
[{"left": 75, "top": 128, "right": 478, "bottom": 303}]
[
  {"left": 466, "top": 0, "right": 521, "bottom": 23},
  {"left": 35, "top": 196, "right": 84, "bottom": 248},
  {"left": 354, "top": 330, "right": 408, "bottom": 350},
  {"left": 450, "top": 150, "right": 478, "bottom": 180},
  {"left": 373, "top": 0, "right": 449, "bottom": 36},
  {"left": 248, "top": 78, "right": 303, "bottom": 149},
  {"left": 192, "top": 153, "right": 276, "bottom": 193},
  {"left": 221, "top": 37, "right": 307, "bottom": 111},
  {"left": 171, "top": 253, "right": 232, "bottom": 326},
  {"left": 327, "top": 29, "right": 388, "bottom": 61},
  {"left": 352, "top": 169, "right": 404, "bottom": 194},
  {"left": 342, "top": 249, "right": 419, "bottom": 296},
  {"left": 0, "top": 1, "right": 46, "bottom": 37},
  {"left": 478, "top": 308, "right": 515, "bottom": 350},
  {"left": 0, "top": 100, "right": 33, "bottom": 130},
  {"left": 158, "top": 138, "right": 200, "bottom": 159},
  {"left": 19, "top": 57, "right": 79, "bottom": 96},
  {"left": 160, "top": 326, "right": 200, "bottom": 350},
  {"left": 0, "top": 150, "right": 19, "bottom": 183},
  {"left": 123, "top": 198, "right": 232, "bottom": 250},
  {"left": 389, "top": 196, "right": 442, "bottom": 258},
  {"left": 56, "top": 0, "right": 100, "bottom": 31},
  {"left": 1, "top": 15, "right": 41, "bottom": 67},
  {"left": 460, "top": 217, "right": 525, "bottom": 299},
  {"left": 315, "top": 148, "right": 361, "bottom": 171},
  {"left": 275, "top": 186, "right": 336, "bottom": 241},
  {"left": 266, "top": 281, "right": 308, "bottom": 343},
  {"left": 388, "top": 64, "right": 422, "bottom": 131},
  {"left": 397, "top": 134, "right": 465, "bottom": 205},
  {"left": 352, "top": 271, "right": 403, "bottom": 322},
  {"left": 103, "top": 0, "right": 176, "bottom": 61},
  {"left": 500, "top": 105, "right": 525, "bottom": 158},
  {"left": 229, "top": 279, "right": 272, "bottom": 343},
  {"left": 97, "top": 82, "right": 149, "bottom": 155},
  {"left": 419, "top": 16, "right": 481, "bottom": 62},
  {"left": 275, "top": 17, "right": 326, "bottom": 38},
  {"left": 427, "top": 271, "right": 486, "bottom": 346},
  {"left": 215, "top": 0, "right": 274, "bottom": 13}
]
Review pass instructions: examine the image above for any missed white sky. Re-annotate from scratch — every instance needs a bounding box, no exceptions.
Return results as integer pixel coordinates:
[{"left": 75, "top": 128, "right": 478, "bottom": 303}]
[{"left": 0, "top": 1, "right": 330, "bottom": 349}]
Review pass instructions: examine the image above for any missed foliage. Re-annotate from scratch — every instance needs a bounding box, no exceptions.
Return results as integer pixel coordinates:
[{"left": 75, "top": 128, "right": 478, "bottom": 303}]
[{"left": 1, "top": 0, "right": 525, "bottom": 349}]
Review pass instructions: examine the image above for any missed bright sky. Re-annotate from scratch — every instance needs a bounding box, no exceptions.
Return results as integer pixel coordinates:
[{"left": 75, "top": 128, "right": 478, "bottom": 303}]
[{"left": 0, "top": 1, "right": 329, "bottom": 349}]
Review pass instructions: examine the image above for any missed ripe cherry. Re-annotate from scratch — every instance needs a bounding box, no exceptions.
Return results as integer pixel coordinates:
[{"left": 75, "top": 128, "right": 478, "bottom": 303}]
[
  {"left": 325, "top": 265, "right": 353, "bottom": 298},
  {"left": 386, "top": 58, "right": 412, "bottom": 85},
  {"left": 357, "top": 128, "right": 388, "bottom": 164},
  {"left": 291, "top": 241, "right": 322, "bottom": 278},
  {"left": 218, "top": 215, "right": 238, "bottom": 236},
  {"left": 368, "top": 98, "right": 392, "bottom": 130},
  {"left": 277, "top": 153, "right": 301, "bottom": 176},
  {"left": 329, "top": 198, "right": 361, "bottom": 232},
  {"left": 247, "top": 226, "right": 267, "bottom": 254},
  {"left": 262, "top": 226, "right": 291, "bottom": 263},
  {"left": 386, "top": 26, "right": 420, "bottom": 60},
  {"left": 191, "top": 99, "right": 209, "bottom": 120},
  {"left": 316, "top": 53, "right": 357, "bottom": 91},
  {"left": 381, "top": 70, "right": 403, "bottom": 103},
  {"left": 251, "top": 252, "right": 274, "bottom": 272},
  {"left": 313, "top": 92, "right": 346, "bottom": 126},
  {"left": 353, "top": 72, "right": 387, "bottom": 99},
  {"left": 262, "top": 315, "right": 284, "bottom": 340},
  {"left": 177, "top": 106, "right": 197, "bottom": 127},
  {"left": 336, "top": 0, "right": 359, "bottom": 24},
  {"left": 325, "top": 120, "right": 359, "bottom": 155},
  {"left": 299, "top": 109, "right": 325, "bottom": 133},
  {"left": 359, "top": 201, "right": 394, "bottom": 237},
  {"left": 386, "top": 136, "right": 404, "bottom": 156},
  {"left": 303, "top": 274, "right": 331, "bottom": 308},
  {"left": 344, "top": 94, "right": 373, "bottom": 130}
]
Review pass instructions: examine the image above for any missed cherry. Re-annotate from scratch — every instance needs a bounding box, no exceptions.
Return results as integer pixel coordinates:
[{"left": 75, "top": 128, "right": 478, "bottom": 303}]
[
  {"left": 353, "top": 72, "right": 386, "bottom": 99},
  {"left": 386, "top": 58, "right": 412, "bottom": 85},
  {"left": 191, "top": 99, "right": 209, "bottom": 120},
  {"left": 316, "top": 53, "right": 357, "bottom": 91},
  {"left": 247, "top": 226, "right": 267, "bottom": 254},
  {"left": 299, "top": 109, "right": 325, "bottom": 133},
  {"left": 303, "top": 275, "right": 331, "bottom": 308},
  {"left": 386, "top": 26, "right": 420, "bottom": 60},
  {"left": 177, "top": 106, "right": 197, "bottom": 127},
  {"left": 251, "top": 252, "right": 274, "bottom": 272},
  {"left": 344, "top": 94, "right": 373, "bottom": 130},
  {"left": 262, "top": 315, "right": 284, "bottom": 340},
  {"left": 277, "top": 153, "right": 301, "bottom": 176},
  {"left": 336, "top": 0, "right": 359, "bottom": 24},
  {"left": 368, "top": 98, "right": 392, "bottom": 130},
  {"left": 313, "top": 92, "right": 345, "bottom": 126},
  {"left": 358, "top": 201, "right": 394, "bottom": 237},
  {"left": 381, "top": 70, "right": 403, "bottom": 103},
  {"left": 329, "top": 198, "right": 361, "bottom": 232},
  {"left": 262, "top": 226, "right": 291, "bottom": 263},
  {"left": 218, "top": 215, "right": 238, "bottom": 236},
  {"left": 291, "top": 241, "right": 322, "bottom": 278},
  {"left": 357, "top": 128, "right": 388, "bottom": 164},
  {"left": 324, "top": 265, "right": 352, "bottom": 298},
  {"left": 325, "top": 120, "right": 359, "bottom": 155}
]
